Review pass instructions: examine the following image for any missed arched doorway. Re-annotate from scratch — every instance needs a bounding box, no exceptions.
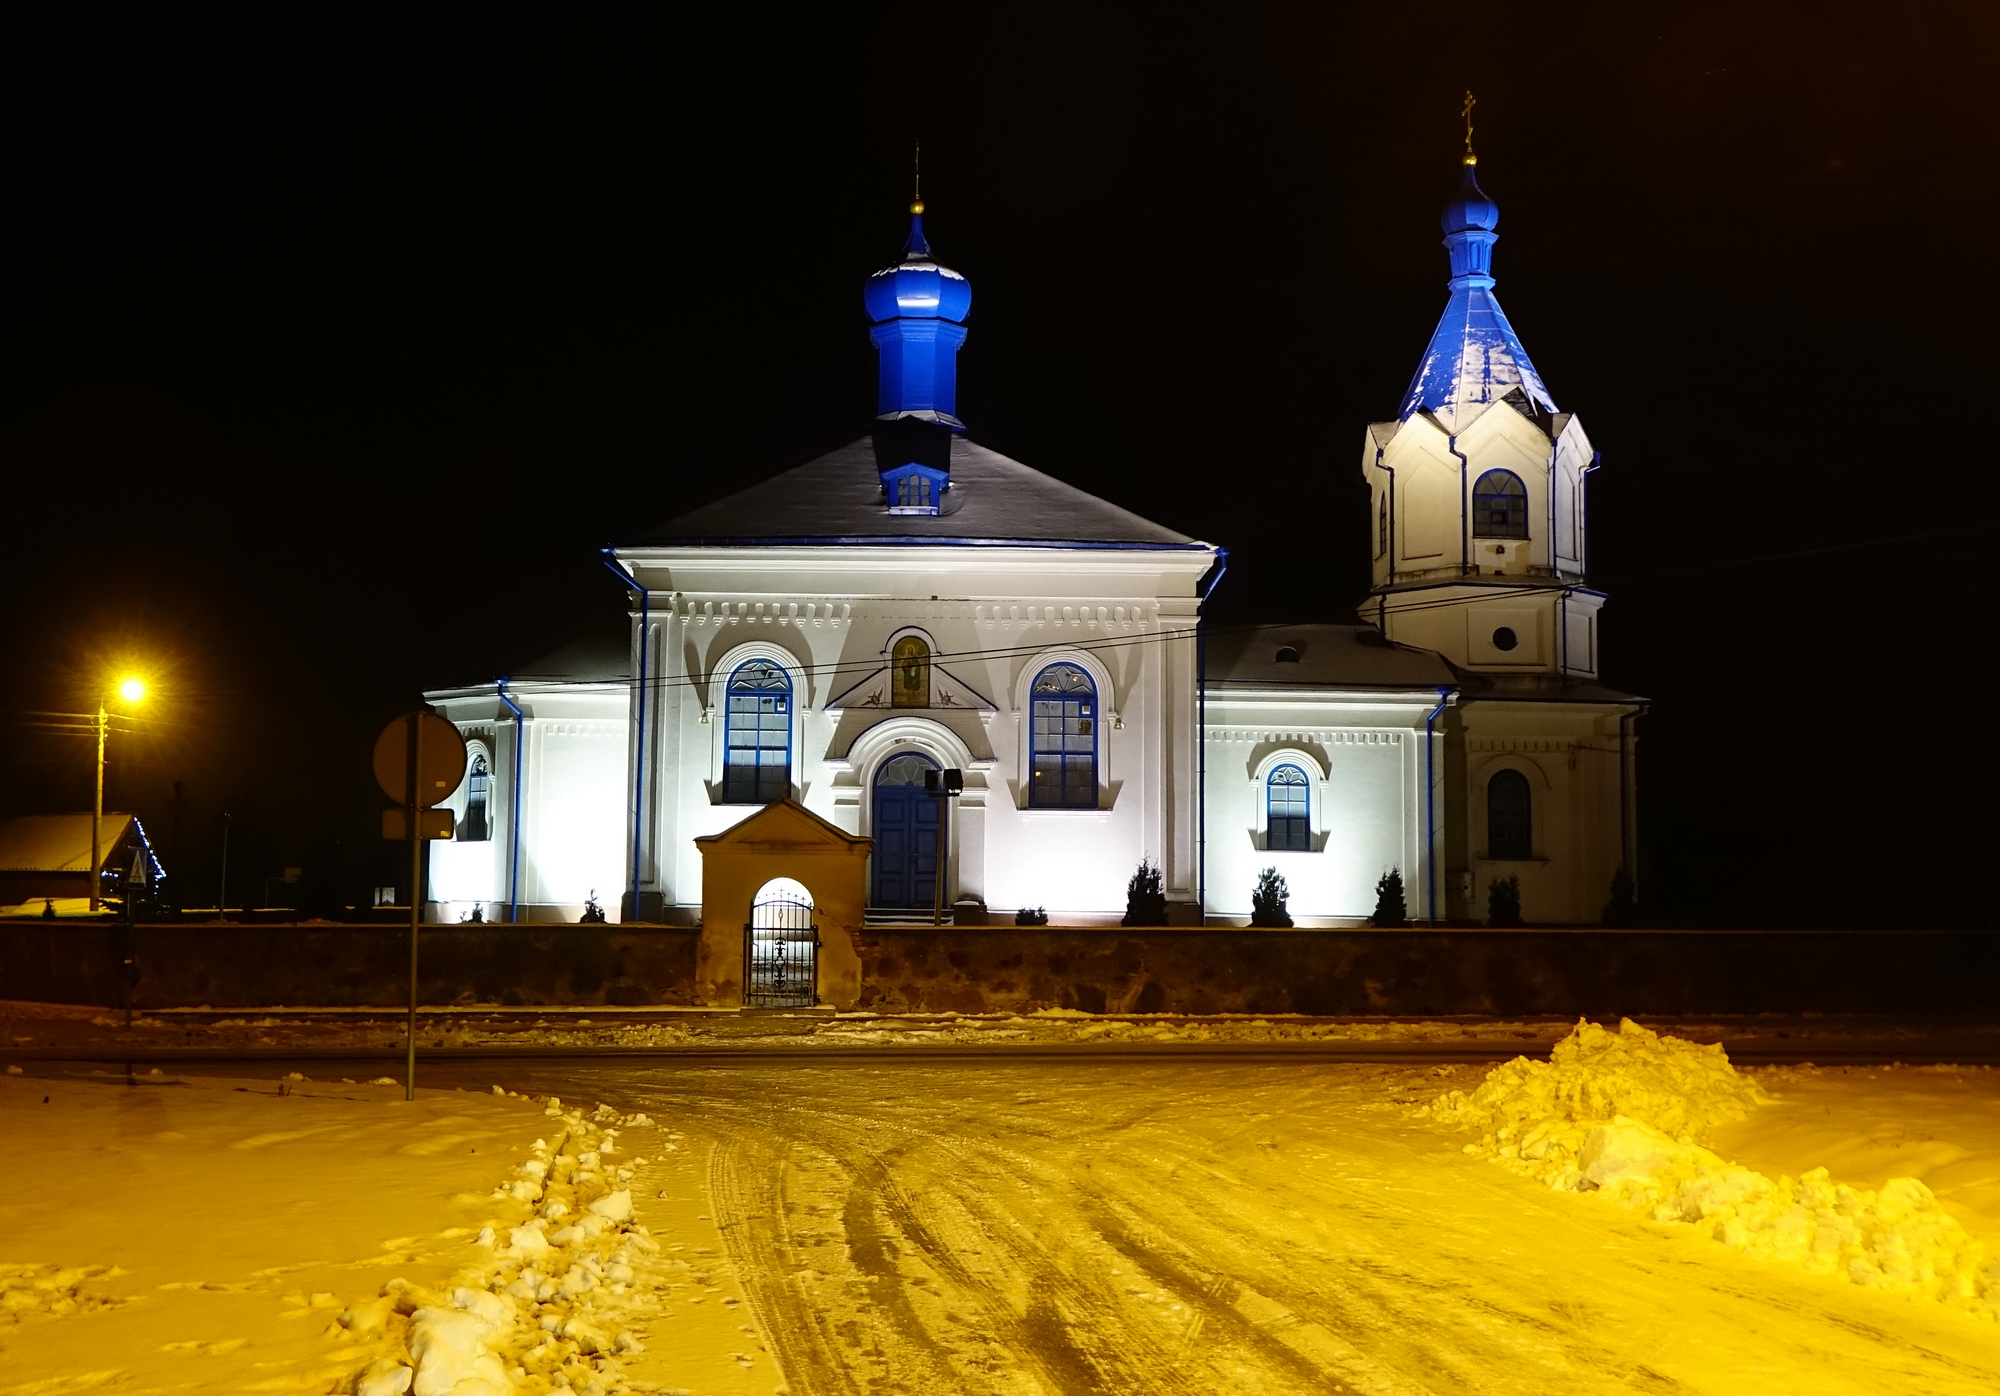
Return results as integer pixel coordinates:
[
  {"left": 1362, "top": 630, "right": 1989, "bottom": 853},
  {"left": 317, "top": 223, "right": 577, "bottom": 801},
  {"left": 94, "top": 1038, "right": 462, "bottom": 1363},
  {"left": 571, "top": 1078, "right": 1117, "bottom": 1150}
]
[
  {"left": 746, "top": 877, "right": 817, "bottom": 1007},
  {"left": 871, "top": 752, "right": 939, "bottom": 908}
]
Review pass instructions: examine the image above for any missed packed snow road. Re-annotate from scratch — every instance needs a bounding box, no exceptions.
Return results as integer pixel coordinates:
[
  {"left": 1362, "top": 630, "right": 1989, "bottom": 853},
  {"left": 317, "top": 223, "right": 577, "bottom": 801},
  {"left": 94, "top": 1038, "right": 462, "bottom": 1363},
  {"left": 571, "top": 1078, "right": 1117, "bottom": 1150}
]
[{"left": 448, "top": 1057, "right": 2000, "bottom": 1396}]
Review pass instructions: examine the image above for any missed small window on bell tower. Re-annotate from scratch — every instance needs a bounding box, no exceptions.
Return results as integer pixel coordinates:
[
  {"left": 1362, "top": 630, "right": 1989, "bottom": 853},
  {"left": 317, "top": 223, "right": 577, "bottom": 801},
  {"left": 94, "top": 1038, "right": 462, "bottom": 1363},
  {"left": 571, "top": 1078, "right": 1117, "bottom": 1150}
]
[{"left": 1472, "top": 470, "right": 1529, "bottom": 539}]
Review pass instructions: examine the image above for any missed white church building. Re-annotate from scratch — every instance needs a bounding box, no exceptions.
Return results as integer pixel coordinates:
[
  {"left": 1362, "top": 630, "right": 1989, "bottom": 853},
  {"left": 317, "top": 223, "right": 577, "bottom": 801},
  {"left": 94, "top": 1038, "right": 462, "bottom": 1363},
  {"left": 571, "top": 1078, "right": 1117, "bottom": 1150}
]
[{"left": 426, "top": 154, "right": 1641, "bottom": 929}]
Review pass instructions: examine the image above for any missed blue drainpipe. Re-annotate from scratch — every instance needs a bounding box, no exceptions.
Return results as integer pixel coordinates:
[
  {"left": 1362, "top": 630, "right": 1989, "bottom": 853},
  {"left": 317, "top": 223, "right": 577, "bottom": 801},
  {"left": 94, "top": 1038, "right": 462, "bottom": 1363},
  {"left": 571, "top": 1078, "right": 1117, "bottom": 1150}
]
[
  {"left": 601, "top": 551, "right": 648, "bottom": 923},
  {"left": 495, "top": 679, "right": 524, "bottom": 923},
  {"left": 1196, "top": 547, "right": 1229, "bottom": 918},
  {"left": 1424, "top": 687, "right": 1451, "bottom": 925}
]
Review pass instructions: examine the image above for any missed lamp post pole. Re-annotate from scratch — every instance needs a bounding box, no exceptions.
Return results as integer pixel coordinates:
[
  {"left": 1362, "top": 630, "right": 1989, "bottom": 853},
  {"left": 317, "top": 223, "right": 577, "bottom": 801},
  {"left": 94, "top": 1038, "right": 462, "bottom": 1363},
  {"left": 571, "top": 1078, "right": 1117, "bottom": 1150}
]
[
  {"left": 219, "top": 813, "right": 231, "bottom": 915},
  {"left": 90, "top": 703, "right": 106, "bottom": 913}
]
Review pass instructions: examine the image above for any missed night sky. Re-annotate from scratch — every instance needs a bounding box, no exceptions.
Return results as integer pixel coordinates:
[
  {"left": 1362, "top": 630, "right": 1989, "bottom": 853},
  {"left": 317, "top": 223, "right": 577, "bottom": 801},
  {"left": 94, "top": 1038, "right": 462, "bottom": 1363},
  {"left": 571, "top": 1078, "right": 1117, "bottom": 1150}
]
[{"left": 3, "top": 5, "right": 1992, "bottom": 927}]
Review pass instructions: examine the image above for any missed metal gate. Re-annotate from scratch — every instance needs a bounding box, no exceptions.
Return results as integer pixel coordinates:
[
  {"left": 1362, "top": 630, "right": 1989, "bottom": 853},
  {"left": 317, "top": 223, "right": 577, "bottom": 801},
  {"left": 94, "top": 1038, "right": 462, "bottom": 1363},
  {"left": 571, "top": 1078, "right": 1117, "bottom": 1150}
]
[{"left": 745, "top": 888, "right": 818, "bottom": 1008}]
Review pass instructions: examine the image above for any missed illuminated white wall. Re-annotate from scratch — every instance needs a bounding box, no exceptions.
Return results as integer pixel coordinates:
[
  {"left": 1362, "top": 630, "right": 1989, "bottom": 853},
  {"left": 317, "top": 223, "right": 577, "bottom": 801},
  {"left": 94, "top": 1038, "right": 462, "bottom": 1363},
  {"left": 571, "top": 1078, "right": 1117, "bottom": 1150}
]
[
  {"left": 1203, "top": 690, "right": 1445, "bottom": 924},
  {"left": 426, "top": 683, "right": 629, "bottom": 922}
]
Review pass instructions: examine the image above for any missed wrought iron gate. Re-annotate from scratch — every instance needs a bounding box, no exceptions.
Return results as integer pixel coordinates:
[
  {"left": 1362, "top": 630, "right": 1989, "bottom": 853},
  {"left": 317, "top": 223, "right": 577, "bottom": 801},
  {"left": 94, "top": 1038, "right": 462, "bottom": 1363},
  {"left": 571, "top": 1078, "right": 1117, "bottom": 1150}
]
[{"left": 745, "top": 890, "right": 818, "bottom": 1007}]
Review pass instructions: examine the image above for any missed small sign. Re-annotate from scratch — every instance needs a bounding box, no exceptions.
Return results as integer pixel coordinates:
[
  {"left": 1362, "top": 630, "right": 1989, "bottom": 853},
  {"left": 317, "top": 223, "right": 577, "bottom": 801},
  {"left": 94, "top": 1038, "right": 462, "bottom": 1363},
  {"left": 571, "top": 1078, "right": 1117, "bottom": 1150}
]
[{"left": 383, "top": 808, "right": 454, "bottom": 841}]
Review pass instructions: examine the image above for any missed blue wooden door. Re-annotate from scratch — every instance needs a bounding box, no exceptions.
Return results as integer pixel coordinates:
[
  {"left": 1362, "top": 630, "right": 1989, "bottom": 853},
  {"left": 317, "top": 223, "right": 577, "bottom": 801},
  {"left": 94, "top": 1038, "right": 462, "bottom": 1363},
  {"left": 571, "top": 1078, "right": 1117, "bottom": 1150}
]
[{"left": 872, "top": 753, "right": 939, "bottom": 907}]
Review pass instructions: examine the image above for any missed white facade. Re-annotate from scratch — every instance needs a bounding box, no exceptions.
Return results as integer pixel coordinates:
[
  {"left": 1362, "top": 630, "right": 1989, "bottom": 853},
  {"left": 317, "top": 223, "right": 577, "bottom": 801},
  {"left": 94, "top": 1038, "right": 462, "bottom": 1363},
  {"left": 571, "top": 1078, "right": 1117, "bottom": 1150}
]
[
  {"left": 619, "top": 541, "right": 1215, "bottom": 924},
  {"left": 422, "top": 165, "right": 1640, "bottom": 928}
]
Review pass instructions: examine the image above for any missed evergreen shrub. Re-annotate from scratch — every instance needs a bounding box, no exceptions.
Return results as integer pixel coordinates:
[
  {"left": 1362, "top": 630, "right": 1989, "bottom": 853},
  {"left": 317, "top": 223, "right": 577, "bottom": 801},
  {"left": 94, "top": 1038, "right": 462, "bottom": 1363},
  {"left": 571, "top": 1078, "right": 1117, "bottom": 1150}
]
[
  {"left": 1371, "top": 868, "right": 1407, "bottom": 927},
  {"left": 1250, "top": 867, "right": 1293, "bottom": 927},
  {"left": 1122, "top": 859, "right": 1167, "bottom": 926},
  {"left": 1487, "top": 875, "right": 1522, "bottom": 927}
]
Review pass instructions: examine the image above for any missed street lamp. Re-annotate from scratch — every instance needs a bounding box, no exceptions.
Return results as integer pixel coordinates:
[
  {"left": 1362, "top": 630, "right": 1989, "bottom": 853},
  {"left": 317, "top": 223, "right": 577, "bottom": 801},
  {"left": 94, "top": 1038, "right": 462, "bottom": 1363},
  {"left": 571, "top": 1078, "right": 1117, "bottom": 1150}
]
[{"left": 92, "top": 676, "right": 146, "bottom": 913}]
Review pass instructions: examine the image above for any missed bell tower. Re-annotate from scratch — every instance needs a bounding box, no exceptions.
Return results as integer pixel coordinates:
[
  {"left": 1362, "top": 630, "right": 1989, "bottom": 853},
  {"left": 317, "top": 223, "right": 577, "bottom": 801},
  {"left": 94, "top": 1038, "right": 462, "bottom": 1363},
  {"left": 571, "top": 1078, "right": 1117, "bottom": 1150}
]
[{"left": 1361, "top": 139, "right": 1603, "bottom": 678}]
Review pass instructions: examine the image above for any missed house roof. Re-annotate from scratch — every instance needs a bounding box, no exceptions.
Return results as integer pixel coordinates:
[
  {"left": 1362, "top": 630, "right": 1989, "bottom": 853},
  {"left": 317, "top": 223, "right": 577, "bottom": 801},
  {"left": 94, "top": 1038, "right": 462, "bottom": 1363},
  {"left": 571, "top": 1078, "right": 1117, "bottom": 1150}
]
[
  {"left": 627, "top": 435, "right": 1207, "bottom": 551},
  {"left": 0, "top": 813, "right": 136, "bottom": 873},
  {"left": 1205, "top": 624, "right": 1456, "bottom": 691},
  {"left": 693, "top": 798, "right": 871, "bottom": 851}
]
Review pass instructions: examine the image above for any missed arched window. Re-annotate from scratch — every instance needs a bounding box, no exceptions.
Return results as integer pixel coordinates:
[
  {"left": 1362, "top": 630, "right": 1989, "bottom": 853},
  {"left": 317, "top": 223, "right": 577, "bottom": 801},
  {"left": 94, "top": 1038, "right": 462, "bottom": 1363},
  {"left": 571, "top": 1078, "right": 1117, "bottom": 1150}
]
[
  {"left": 1472, "top": 470, "right": 1529, "bottom": 539},
  {"left": 461, "top": 752, "right": 491, "bottom": 842},
  {"left": 1029, "top": 662, "right": 1097, "bottom": 808},
  {"left": 1267, "top": 764, "right": 1309, "bottom": 852},
  {"left": 892, "top": 636, "right": 931, "bottom": 708},
  {"left": 723, "top": 659, "right": 791, "bottom": 803},
  {"left": 1377, "top": 492, "right": 1388, "bottom": 557},
  {"left": 1487, "top": 768, "right": 1532, "bottom": 860}
]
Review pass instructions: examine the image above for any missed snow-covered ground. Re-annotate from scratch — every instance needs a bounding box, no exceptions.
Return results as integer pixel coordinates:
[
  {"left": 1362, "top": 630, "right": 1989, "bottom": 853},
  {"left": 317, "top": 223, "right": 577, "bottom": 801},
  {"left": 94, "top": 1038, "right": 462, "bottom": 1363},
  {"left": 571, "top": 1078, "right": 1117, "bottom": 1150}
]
[
  {"left": 5, "top": 1023, "right": 2000, "bottom": 1394},
  {"left": 0, "top": 1071, "right": 772, "bottom": 1395},
  {"left": 9, "top": 997, "right": 1999, "bottom": 1058}
]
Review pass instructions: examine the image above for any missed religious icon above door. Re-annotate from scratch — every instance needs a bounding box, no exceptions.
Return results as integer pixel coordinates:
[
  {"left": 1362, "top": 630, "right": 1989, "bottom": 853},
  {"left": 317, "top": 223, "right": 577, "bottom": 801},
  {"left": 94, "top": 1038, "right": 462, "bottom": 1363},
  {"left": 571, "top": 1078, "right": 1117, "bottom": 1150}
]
[{"left": 892, "top": 635, "right": 931, "bottom": 708}]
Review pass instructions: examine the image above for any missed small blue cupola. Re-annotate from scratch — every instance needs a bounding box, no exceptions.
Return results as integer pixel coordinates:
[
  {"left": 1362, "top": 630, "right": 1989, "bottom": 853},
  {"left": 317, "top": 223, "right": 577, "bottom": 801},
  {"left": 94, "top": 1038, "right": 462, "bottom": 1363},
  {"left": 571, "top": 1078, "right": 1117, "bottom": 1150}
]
[
  {"left": 1399, "top": 158, "right": 1555, "bottom": 429},
  {"left": 866, "top": 198, "right": 971, "bottom": 514},
  {"left": 865, "top": 200, "right": 972, "bottom": 428}
]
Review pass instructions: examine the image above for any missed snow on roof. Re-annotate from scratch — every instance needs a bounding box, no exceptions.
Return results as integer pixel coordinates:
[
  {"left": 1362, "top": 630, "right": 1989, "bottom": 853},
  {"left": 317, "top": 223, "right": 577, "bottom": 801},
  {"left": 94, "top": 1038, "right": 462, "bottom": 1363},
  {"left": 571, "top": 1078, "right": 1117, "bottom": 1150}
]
[
  {"left": 1205, "top": 624, "right": 1456, "bottom": 691},
  {"left": 1399, "top": 284, "right": 1556, "bottom": 431},
  {"left": 628, "top": 435, "right": 1207, "bottom": 550},
  {"left": 0, "top": 813, "right": 136, "bottom": 873}
]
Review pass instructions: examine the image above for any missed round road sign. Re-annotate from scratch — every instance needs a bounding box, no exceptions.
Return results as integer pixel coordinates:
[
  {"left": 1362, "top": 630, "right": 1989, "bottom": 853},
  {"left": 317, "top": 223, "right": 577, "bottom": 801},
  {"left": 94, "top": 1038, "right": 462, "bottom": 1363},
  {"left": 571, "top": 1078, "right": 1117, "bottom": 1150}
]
[{"left": 372, "top": 711, "right": 469, "bottom": 806}]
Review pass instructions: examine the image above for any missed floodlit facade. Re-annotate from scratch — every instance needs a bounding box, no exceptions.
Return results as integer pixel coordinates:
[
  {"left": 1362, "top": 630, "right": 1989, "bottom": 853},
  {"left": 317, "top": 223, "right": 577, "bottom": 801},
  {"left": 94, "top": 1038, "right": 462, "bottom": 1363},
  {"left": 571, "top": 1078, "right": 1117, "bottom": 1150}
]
[{"left": 427, "top": 160, "right": 1640, "bottom": 928}]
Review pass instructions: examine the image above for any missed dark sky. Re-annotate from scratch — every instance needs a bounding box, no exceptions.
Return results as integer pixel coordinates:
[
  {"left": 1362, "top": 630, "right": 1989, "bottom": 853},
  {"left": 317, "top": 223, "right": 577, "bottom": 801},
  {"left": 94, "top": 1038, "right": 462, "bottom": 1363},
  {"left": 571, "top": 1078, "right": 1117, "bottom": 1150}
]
[{"left": 2, "top": 4, "right": 1993, "bottom": 926}]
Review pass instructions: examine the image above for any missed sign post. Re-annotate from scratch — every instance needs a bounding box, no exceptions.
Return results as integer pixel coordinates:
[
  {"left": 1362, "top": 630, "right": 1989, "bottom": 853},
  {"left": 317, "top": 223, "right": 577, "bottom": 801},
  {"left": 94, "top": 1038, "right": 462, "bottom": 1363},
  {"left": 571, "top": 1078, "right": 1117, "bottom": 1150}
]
[{"left": 373, "top": 710, "right": 466, "bottom": 1101}]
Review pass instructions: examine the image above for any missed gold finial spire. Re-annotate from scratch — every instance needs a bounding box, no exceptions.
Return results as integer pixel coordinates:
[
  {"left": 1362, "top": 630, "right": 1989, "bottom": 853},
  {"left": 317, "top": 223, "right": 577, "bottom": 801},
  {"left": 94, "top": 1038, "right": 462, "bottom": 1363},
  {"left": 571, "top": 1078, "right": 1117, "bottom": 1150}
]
[
  {"left": 1461, "top": 90, "right": 1477, "bottom": 166},
  {"left": 911, "top": 140, "right": 924, "bottom": 215}
]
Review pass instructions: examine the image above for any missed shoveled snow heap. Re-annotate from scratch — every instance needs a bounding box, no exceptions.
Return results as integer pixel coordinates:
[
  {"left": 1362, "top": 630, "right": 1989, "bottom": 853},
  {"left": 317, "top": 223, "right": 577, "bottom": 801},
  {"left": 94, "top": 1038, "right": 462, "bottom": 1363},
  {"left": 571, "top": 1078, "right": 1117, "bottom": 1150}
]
[
  {"left": 341, "top": 1096, "right": 669, "bottom": 1396},
  {"left": 1426, "top": 1018, "right": 2000, "bottom": 1320}
]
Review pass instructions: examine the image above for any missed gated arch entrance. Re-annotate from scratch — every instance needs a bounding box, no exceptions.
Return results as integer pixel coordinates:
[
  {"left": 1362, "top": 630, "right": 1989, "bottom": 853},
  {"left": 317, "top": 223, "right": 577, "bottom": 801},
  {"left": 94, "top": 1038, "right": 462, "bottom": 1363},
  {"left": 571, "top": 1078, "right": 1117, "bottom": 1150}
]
[
  {"left": 871, "top": 752, "right": 939, "bottom": 907},
  {"left": 745, "top": 877, "right": 818, "bottom": 1007}
]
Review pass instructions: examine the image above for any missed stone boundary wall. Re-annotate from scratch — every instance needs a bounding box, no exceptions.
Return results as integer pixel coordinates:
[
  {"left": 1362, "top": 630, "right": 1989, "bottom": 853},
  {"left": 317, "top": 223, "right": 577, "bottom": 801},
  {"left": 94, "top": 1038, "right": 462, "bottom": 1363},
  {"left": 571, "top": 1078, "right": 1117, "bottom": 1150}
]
[
  {"left": 0, "top": 922, "right": 1994, "bottom": 1015},
  {"left": 0, "top": 923, "right": 700, "bottom": 1009}
]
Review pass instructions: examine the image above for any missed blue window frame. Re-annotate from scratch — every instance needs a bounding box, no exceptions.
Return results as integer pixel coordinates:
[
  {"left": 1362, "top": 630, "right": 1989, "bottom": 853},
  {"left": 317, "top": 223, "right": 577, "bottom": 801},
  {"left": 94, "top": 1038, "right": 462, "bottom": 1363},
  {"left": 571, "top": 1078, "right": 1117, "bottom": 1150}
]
[
  {"left": 1487, "top": 768, "right": 1532, "bottom": 860},
  {"left": 1472, "top": 469, "right": 1529, "bottom": 539},
  {"left": 723, "top": 659, "right": 791, "bottom": 803},
  {"left": 1029, "top": 662, "right": 1097, "bottom": 808},
  {"left": 1267, "top": 764, "right": 1309, "bottom": 852}
]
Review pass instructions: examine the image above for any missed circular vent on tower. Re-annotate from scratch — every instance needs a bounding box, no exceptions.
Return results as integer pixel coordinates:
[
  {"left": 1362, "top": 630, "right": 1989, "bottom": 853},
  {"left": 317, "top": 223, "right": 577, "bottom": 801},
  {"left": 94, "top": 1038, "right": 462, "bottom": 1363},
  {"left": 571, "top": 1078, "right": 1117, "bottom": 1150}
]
[
  {"left": 1491, "top": 627, "right": 1518, "bottom": 652},
  {"left": 1274, "top": 646, "right": 1301, "bottom": 664}
]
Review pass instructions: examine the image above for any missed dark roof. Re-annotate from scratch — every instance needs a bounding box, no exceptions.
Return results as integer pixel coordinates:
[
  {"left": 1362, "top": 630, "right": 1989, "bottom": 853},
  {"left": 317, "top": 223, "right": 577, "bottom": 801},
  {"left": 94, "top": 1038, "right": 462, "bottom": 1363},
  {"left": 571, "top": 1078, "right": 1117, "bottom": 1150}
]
[
  {"left": 628, "top": 435, "right": 1205, "bottom": 550},
  {"left": 1448, "top": 668, "right": 1646, "bottom": 706},
  {"left": 514, "top": 618, "right": 631, "bottom": 683},
  {"left": 1206, "top": 624, "right": 1456, "bottom": 691}
]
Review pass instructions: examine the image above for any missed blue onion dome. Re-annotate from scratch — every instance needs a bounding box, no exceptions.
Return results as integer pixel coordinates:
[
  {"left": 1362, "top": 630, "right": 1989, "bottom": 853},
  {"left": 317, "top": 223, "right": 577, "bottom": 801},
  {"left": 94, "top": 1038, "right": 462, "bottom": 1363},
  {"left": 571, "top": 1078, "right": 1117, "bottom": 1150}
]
[
  {"left": 1441, "top": 158, "right": 1499, "bottom": 235},
  {"left": 864, "top": 200, "right": 973, "bottom": 323}
]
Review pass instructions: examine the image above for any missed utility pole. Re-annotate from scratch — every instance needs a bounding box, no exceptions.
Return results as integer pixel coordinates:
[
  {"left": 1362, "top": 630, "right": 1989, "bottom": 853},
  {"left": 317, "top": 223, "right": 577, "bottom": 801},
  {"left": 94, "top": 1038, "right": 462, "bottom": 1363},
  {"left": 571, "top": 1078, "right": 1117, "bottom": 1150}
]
[{"left": 90, "top": 703, "right": 105, "bottom": 913}]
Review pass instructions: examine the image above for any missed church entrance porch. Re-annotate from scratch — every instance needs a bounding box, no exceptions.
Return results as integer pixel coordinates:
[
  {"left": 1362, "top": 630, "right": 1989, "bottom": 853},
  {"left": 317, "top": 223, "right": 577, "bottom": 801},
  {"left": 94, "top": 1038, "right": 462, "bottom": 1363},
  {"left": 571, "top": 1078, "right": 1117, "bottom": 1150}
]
[
  {"left": 871, "top": 752, "right": 939, "bottom": 909},
  {"left": 745, "top": 877, "right": 818, "bottom": 1008}
]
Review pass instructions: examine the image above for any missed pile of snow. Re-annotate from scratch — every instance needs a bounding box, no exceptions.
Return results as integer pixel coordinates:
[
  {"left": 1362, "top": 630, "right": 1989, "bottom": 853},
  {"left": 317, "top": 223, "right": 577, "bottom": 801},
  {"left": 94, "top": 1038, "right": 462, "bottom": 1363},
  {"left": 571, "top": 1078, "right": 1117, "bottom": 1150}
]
[
  {"left": 0, "top": 1262, "right": 126, "bottom": 1319},
  {"left": 1426, "top": 1019, "right": 1999, "bottom": 1320},
  {"left": 340, "top": 1096, "right": 673, "bottom": 1395}
]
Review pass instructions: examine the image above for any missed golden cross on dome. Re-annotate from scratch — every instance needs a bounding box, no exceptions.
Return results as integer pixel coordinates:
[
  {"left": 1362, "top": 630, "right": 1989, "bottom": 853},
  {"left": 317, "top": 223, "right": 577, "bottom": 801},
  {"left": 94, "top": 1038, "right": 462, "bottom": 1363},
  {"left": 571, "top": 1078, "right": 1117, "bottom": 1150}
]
[
  {"left": 912, "top": 140, "right": 923, "bottom": 215},
  {"left": 1462, "top": 90, "right": 1477, "bottom": 165}
]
